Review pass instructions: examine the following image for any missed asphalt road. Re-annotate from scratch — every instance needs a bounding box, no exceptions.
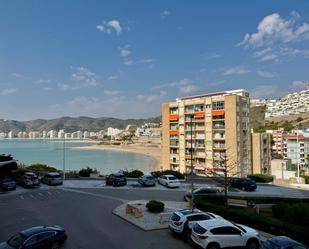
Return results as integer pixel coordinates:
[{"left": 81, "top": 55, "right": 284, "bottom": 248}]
[{"left": 0, "top": 188, "right": 192, "bottom": 249}]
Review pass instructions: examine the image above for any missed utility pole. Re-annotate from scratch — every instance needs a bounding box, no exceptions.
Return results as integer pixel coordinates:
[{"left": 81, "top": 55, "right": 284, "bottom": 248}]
[
  {"left": 296, "top": 130, "right": 300, "bottom": 183},
  {"left": 223, "top": 154, "right": 228, "bottom": 206}
]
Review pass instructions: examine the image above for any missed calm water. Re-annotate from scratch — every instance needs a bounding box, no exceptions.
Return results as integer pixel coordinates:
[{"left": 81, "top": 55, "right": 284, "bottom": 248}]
[{"left": 0, "top": 139, "right": 154, "bottom": 174}]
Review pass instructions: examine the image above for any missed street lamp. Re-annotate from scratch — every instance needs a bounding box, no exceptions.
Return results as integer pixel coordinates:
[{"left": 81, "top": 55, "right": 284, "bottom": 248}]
[
  {"left": 189, "top": 114, "right": 194, "bottom": 211},
  {"left": 63, "top": 130, "right": 66, "bottom": 181}
]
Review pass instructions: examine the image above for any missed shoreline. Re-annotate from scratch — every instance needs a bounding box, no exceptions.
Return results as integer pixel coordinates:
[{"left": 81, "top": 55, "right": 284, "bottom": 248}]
[{"left": 73, "top": 144, "right": 162, "bottom": 172}]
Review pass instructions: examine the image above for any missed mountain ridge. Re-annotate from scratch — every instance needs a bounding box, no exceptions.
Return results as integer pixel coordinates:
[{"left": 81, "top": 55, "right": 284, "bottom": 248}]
[{"left": 0, "top": 116, "right": 161, "bottom": 133}]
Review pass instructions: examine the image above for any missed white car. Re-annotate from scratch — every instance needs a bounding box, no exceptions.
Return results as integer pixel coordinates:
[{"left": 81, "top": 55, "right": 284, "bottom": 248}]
[
  {"left": 191, "top": 219, "right": 260, "bottom": 249},
  {"left": 169, "top": 209, "right": 222, "bottom": 235},
  {"left": 158, "top": 175, "right": 180, "bottom": 188}
]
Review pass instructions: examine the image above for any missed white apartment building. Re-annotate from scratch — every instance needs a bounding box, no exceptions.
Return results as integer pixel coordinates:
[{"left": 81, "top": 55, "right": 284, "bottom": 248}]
[
  {"left": 0, "top": 132, "right": 7, "bottom": 138},
  {"left": 8, "top": 131, "right": 15, "bottom": 139},
  {"left": 28, "top": 131, "right": 41, "bottom": 139},
  {"left": 83, "top": 131, "right": 90, "bottom": 138},
  {"left": 107, "top": 127, "right": 122, "bottom": 137},
  {"left": 17, "top": 131, "right": 28, "bottom": 138},
  {"left": 58, "top": 129, "right": 65, "bottom": 139},
  {"left": 48, "top": 130, "right": 57, "bottom": 139},
  {"left": 42, "top": 131, "right": 47, "bottom": 139},
  {"left": 284, "top": 133, "right": 309, "bottom": 168}
]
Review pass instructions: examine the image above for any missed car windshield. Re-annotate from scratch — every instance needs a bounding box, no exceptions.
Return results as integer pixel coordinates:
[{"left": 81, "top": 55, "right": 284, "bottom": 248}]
[
  {"left": 7, "top": 233, "right": 27, "bottom": 248},
  {"left": 195, "top": 188, "right": 217, "bottom": 194},
  {"left": 262, "top": 240, "right": 281, "bottom": 249},
  {"left": 168, "top": 176, "right": 177, "bottom": 180},
  {"left": 146, "top": 176, "right": 154, "bottom": 180},
  {"left": 171, "top": 213, "right": 181, "bottom": 221}
]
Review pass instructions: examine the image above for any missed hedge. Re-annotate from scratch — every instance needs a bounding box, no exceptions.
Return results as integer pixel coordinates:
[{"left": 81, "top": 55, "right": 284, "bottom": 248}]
[
  {"left": 301, "top": 175, "right": 309, "bottom": 184},
  {"left": 194, "top": 198, "right": 309, "bottom": 245},
  {"left": 248, "top": 174, "right": 273, "bottom": 183},
  {"left": 151, "top": 170, "right": 185, "bottom": 179},
  {"left": 146, "top": 200, "right": 165, "bottom": 213},
  {"left": 123, "top": 169, "right": 144, "bottom": 178}
]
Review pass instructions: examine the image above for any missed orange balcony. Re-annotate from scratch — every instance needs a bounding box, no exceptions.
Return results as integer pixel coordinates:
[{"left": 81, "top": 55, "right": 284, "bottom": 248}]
[
  {"left": 212, "top": 110, "right": 225, "bottom": 116},
  {"left": 169, "top": 130, "right": 179, "bottom": 135},
  {"left": 194, "top": 112, "right": 204, "bottom": 118},
  {"left": 169, "top": 114, "right": 179, "bottom": 121}
]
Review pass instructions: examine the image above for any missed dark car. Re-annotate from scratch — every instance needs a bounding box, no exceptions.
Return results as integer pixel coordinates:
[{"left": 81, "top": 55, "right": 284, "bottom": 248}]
[
  {"left": 0, "top": 225, "right": 67, "bottom": 249},
  {"left": 261, "top": 236, "right": 308, "bottom": 249},
  {"left": 229, "top": 178, "right": 257, "bottom": 191},
  {"left": 184, "top": 187, "right": 222, "bottom": 201},
  {"left": 17, "top": 172, "right": 40, "bottom": 188},
  {"left": 41, "top": 173, "right": 63, "bottom": 186},
  {"left": 138, "top": 175, "right": 156, "bottom": 187},
  {"left": 0, "top": 178, "right": 16, "bottom": 191},
  {"left": 105, "top": 173, "right": 127, "bottom": 186}
]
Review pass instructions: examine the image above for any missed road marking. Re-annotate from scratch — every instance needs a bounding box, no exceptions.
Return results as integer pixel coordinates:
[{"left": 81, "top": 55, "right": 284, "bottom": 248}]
[
  {"left": 38, "top": 193, "right": 44, "bottom": 197},
  {"left": 20, "top": 195, "right": 24, "bottom": 200},
  {"left": 46, "top": 191, "right": 52, "bottom": 195},
  {"left": 61, "top": 188, "right": 127, "bottom": 203}
]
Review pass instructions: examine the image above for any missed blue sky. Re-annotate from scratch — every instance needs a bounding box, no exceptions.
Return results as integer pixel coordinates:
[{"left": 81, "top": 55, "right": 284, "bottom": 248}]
[{"left": 0, "top": 1, "right": 309, "bottom": 120}]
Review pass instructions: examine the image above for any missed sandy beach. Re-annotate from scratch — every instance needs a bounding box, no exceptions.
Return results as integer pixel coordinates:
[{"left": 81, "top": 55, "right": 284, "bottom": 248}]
[{"left": 74, "top": 141, "right": 162, "bottom": 172}]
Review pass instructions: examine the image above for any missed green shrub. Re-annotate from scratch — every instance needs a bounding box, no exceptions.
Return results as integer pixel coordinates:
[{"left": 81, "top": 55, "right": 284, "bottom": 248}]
[
  {"left": 111, "top": 141, "right": 121, "bottom": 145},
  {"left": 123, "top": 169, "right": 144, "bottom": 178},
  {"left": 26, "top": 163, "right": 58, "bottom": 173},
  {"left": 79, "top": 167, "right": 96, "bottom": 177},
  {"left": 194, "top": 199, "right": 309, "bottom": 245},
  {"left": 272, "top": 202, "right": 309, "bottom": 227},
  {"left": 248, "top": 174, "right": 273, "bottom": 183},
  {"left": 301, "top": 175, "right": 309, "bottom": 184},
  {"left": 151, "top": 170, "right": 185, "bottom": 179},
  {"left": 146, "top": 200, "right": 165, "bottom": 213}
]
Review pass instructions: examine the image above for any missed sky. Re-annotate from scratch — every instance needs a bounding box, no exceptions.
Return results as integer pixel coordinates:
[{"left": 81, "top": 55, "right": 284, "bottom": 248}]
[{"left": 0, "top": 1, "right": 309, "bottom": 120}]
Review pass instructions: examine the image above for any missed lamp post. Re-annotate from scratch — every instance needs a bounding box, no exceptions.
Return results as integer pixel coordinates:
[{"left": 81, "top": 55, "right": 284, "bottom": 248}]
[
  {"left": 296, "top": 130, "right": 300, "bottom": 183},
  {"left": 63, "top": 130, "right": 66, "bottom": 181},
  {"left": 190, "top": 114, "right": 194, "bottom": 211}
]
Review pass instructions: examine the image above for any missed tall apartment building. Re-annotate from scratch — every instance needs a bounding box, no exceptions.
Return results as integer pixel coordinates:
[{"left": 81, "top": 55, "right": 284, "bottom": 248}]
[
  {"left": 251, "top": 133, "right": 272, "bottom": 174},
  {"left": 270, "top": 128, "right": 286, "bottom": 157},
  {"left": 162, "top": 89, "right": 251, "bottom": 177}
]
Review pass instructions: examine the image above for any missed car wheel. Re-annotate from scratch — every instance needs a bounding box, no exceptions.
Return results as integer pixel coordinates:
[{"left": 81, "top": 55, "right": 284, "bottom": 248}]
[
  {"left": 207, "top": 242, "right": 220, "bottom": 249},
  {"left": 246, "top": 239, "right": 259, "bottom": 249},
  {"left": 50, "top": 241, "right": 60, "bottom": 249}
]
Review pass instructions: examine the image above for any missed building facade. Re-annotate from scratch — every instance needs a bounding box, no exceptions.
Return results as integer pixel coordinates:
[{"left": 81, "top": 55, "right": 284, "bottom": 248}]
[
  {"left": 284, "top": 134, "right": 309, "bottom": 168},
  {"left": 162, "top": 89, "right": 251, "bottom": 177},
  {"left": 251, "top": 133, "right": 272, "bottom": 174}
]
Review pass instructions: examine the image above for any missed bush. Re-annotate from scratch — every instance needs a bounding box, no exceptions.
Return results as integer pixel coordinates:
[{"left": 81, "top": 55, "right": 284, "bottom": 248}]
[
  {"left": 194, "top": 199, "right": 309, "bottom": 245},
  {"left": 146, "top": 200, "right": 165, "bottom": 213},
  {"left": 123, "top": 169, "right": 144, "bottom": 178},
  {"left": 272, "top": 202, "right": 309, "bottom": 227},
  {"left": 301, "top": 175, "right": 309, "bottom": 184},
  {"left": 248, "top": 174, "right": 273, "bottom": 183},
  {"left": 79, "top": 167, "right": 97, "bottom": 177},
  {"left": 26, "top": 163, "right": 58, "bottom": 173},
  {"left": 151, "top": 170, "right": 185, "bottom": 179}
]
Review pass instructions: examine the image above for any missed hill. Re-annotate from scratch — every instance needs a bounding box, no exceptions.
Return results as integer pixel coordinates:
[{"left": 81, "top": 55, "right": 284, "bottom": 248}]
[{"left": 0, "top": 116, "right": 161, "bottom": 133}]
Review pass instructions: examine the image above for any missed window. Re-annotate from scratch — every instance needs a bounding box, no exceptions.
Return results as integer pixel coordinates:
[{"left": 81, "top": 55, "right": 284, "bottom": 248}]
[
  {"left": 7, "top": 233, "right": 26, "bottom": 248},
  {"left": 212, "top": 101, "right": 224, "bottom": 110},
  {"left": 187, "top": 214, "right": 210, "bottom": 221},
  {"left": 210, "top": 226, "right": 241, "bottom": 235},
  {"left": 193, "top": 223, "right": 207, "bottom": 234}
]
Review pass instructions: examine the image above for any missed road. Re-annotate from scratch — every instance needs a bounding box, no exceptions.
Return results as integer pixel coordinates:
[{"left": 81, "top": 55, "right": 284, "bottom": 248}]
[{"left": 0, "top": 188, "right": 191, "bottom": 249}]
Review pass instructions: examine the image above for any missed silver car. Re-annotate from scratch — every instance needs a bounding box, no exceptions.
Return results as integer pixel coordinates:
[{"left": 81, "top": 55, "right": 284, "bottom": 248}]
[
  {"left": 138, "top": 175, "right": 156, "bottom": 186},
  {"left": 41, "top": 172, "right": 63, "bottom": 186}
]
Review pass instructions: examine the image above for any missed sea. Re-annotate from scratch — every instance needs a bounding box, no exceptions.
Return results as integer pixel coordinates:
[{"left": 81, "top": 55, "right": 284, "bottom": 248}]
[{"left": 0, "top": 139, "right": 155, "bottom": 174}]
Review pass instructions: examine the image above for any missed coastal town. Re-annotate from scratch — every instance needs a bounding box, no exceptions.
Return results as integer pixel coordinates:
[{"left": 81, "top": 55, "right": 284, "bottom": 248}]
[{"left": 0, "top": 2, "right": 309, "bottom": 249}]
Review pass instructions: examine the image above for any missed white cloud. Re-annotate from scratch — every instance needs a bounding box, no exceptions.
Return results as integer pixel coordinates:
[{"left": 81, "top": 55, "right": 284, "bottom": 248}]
[
  {"left": 0, "top": 88, "right": 17, "bottom": 95},
  {"left": 136, "top": 91, "right": 166, "bottom": 103},
  {"left": 35, "top": 79, "right": 51, "bottom": 84},
  {"left": 207, "top": 53, "right": 222, "bottom": 59},
  {"left": 11, "top": 73, "right": 25, "bottom": 78},
  {"left": 250, "top": 85, "right": 287, "bottom": 99},
  {"left": 240, "top": 12, "right": 309, "bottom": 47},
  {"left": 160, "top": 10, "right": 171, "bottom": 19},
  {"left": 58, "top": 67, "right": 99, "bottom": 90},
  {"left": 107, "top": 75, "right": 118, "bottom": 80},
  {"left": 119, "top": 46, "right": 153, "bottom": 66},
  {"left": 257, "top": 70, "right": 274, "bottom": 78},
  {"left": 152, "top": 78, "right": 199, "bottom": 95},
  {"left": 96, "top": 19, "right": 123, "bottom": 35},
  {"left": 223, "top": 66, "right": 250, "bottom": 75},
  {"left": 290, "top": 80, "right": 308, "bottom": 91},
  {"left": 104, "top": 90, "right": 120, "bottom": 95}
]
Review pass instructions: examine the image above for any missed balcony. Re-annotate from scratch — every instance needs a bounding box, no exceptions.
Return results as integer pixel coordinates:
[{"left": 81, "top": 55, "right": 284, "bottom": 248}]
[
  {"left": 169, "top": 130, "right": 179, "bottom": 136},
  {"left": 169, "top": 114, "right": 179, "bottom": 122},
  {"left": 170, "top": 142, "right": 179, "bottom": 147},
  {"left": 212, "top": 125, "right": 225, "bottom": 130},
  {"left": 212, "top": 110, "right": 225, "bottom": 116},
  {"left": 170, "top": 159, "right": 179, "bottom": 164}
]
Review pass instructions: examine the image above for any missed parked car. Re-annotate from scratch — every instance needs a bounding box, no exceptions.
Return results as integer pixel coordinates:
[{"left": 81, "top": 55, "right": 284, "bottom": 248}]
[
  {"left": 0, "top": 225, "right": 67, "bottom": 249},
  {"left": 105, "top": 173, "right": 127, "bottom": 186},
  {"left": 41, "top": 173, "right": 63, "bottom": 186},
  {"left": 0, "top": 178, "right": 16, "bottom": 191},
  {"left": 138, "top": 175, "right": 156, "bottom": 187},
  {"left": 169, "top": 209, "right": 222, "bottom": 235},
  {"left": 191, "top": 219, "right": 260, "bottom": 249},
  {"left": 158, "top": 175, "right": 180, "bottom": 188},
  {"left": 17, "top": 172, "right": 40, "bottom": 188},
  {"left": 229, "top": 178, "right": 257, "bottom": 191},
  {"left": 261, "top": 236, "right": 308, "bottom": 249},
  {"left": 184, "top": 187, "right": 222, "bottom": 202}
]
